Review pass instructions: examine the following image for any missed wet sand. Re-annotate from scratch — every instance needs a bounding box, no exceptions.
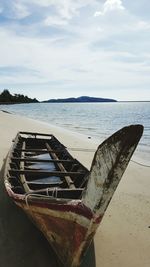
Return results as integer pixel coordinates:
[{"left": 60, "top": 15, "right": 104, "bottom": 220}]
[{"left": 0, "top": 111, "right": 150, "bottom": 267}]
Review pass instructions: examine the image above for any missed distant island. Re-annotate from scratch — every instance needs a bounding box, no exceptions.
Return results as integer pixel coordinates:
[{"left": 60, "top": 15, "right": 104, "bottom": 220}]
[
  {"left": 0, "top": 90, "right": 39, "bottom": 104},
  {"left": 43, "top": 96, "right": 117, "bottom": 103}
]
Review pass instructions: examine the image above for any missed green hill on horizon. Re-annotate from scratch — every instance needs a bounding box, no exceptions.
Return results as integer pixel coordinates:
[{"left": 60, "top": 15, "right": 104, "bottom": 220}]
[
  {"left": 43, "top": 96, "right": 117, "bottom": 103},
  {"left": 0, "top": 89, "right": 39, "bottom": 104}
]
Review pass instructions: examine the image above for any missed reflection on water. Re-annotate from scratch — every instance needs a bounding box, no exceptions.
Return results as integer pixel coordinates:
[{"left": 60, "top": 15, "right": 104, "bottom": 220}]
[{"left": 27, "top": 153, "right": 61, "bottom": 184}]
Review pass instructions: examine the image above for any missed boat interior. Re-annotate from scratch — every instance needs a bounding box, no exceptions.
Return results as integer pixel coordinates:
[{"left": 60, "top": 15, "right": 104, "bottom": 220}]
[{"left": 7, "top": 132, "right": 89, "bottom": 199}]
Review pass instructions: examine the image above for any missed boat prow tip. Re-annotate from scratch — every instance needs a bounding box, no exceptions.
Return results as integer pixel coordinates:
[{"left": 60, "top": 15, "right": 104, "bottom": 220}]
[
  {"left": 132, "top": 124, "right": 144, "bottom": 141},
  {"left": 123, "top": 124, "right": 144, "bottom": 137}
]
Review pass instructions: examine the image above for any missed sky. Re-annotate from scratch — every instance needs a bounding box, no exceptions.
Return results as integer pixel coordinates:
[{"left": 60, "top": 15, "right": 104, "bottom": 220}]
[{"left": 0, "top": 0, "right": 150, "bottom": 101}]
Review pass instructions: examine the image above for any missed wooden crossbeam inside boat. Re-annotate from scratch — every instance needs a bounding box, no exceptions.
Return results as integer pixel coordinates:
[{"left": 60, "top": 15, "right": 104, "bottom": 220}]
[
  {"left": 9, "top": 169, "right": 84, "bottom": 177},
  {"left": 19, "top": 131, "right": 53, "bottom": 137},
  {"left": 33, "top": 188, "right": 83, "bottom": 193},
  {"left": 11, "top": 157, "right": 74, "bottom": 163},
  {"left": 15, "top": 149, "right": 63, "bottom": 153},
  {"left": 46, "top": 142, "right": 76, "bottom": 189},
  {"left": 27, "top": 181, "right": 62, "bottom": 185}
]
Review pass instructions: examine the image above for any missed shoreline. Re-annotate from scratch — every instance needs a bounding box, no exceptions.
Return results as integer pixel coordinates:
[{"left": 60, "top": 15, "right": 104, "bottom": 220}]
[
  {"left": 1, "top": 107, "right": 149, "bottom": 166},
  {"left": 0, "top": 111, "right": 150, "bottom": 267}
]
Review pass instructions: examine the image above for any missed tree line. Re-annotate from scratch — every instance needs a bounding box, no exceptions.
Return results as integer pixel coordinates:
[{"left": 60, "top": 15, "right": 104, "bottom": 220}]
[{"left": 0, "top": 90, "right": 38, "bottom": 104}]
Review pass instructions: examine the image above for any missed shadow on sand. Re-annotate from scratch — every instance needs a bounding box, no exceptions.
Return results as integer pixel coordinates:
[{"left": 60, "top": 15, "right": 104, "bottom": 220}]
[{"left": 0, "top": 159, "right": 96, "bottom": 267}]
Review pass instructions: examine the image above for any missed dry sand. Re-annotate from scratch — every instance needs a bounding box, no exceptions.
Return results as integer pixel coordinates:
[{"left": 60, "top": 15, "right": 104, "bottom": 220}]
[{"left": 0, "top": 110, "right": 150, "bottom": 267}]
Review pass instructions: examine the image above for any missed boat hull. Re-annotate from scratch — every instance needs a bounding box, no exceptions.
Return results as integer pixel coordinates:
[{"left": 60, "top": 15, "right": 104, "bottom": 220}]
[
  {"left": 4, "top": 125, "right": 144, "bottom": 267},
  {"left": 15, "top": 197, "right": 99, "bottom": 267}
]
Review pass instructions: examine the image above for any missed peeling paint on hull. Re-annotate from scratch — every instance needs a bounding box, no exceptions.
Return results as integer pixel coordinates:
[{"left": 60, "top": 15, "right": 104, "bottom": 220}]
[{"left": 15, "top": 198, "right": 98, "bottom": 267}]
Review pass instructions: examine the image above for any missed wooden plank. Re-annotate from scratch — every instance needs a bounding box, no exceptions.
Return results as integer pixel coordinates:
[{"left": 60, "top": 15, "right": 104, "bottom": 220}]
[
  {"left": 27, "top": 181, "right": 62, "bottom": 185},
  {"left": 19, "top": 131, "right": 53, "bottom": 137},
  {"left": 46, "top": 142, "right": 76, "bottom": 189},
  {"left": 9, "top": 169, "right": 83, "bottom": 177},
  {"left": 15, "top": 149, "right": 63, "bottom": 153},
  {"left": 19, "top": 142, "right": 31, "bottom": 193},
  {"left": 11, "top": 157, "right": 74, "bottom": 163},
  {"left": 33, "top": 188, "right": 83, "bottom": 193}
]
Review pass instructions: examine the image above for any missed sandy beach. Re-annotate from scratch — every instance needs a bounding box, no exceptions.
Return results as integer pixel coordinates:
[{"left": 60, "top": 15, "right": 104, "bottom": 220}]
[{"left": 0, "top": 110, "right": 150, "bottom": 267}]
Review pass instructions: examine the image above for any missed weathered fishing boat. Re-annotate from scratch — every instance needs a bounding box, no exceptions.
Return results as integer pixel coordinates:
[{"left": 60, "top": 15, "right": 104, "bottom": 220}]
[{"left": 4, "top": 125, "right": 143, "bottom": 267}]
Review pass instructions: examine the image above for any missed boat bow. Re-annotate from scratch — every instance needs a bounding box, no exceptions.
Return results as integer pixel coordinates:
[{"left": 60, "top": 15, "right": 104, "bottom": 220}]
[{"left": 82, "top": 124, "right": 143, "bottom": 217}]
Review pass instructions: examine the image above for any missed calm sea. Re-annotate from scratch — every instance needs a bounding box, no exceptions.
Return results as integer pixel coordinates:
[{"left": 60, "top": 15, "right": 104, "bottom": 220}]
[{"left": 1, "top": 102, "right": 150, "bottom": 164}]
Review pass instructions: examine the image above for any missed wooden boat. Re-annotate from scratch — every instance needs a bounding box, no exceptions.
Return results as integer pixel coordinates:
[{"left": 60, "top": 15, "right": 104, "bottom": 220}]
[{"left": 4, "top": 125, "right": 143, "bottom": 267}]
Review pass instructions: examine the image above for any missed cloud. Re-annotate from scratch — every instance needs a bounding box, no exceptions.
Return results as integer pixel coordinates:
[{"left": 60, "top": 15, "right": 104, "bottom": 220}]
[
  {"left": 136, "top": 20, "right": 150, "bottom": 30},
  {"left": 12, "top": 1, "right": 30, "bottom": 19},
  {"left": 0, "top": 0, "right": 150, "bottom": 100},
  {"left": 28, "top": 0, "right": 54, "bottom": 7},
  {"left": 0, "top": 25, "right": 149, "bottom": 93},
  {"left": 44, "top": 16, "right": 68, "bottom": 26},
  {"left": 26, "top": 0, "right": 97, "bottom": 20},
  {"left": 94, "top": 0, "right": 125, "bottom": 16},
  {"left": 0, "top": 0, "right": 30, "bottom": 20}
]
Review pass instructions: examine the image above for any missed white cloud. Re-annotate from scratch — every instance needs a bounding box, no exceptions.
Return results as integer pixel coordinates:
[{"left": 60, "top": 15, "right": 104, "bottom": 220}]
[
  {"left": 94, "top": 0, "right": 125, "bottom": 16},
  {"left": 44, "top": 16, "right": 68, "bottom": 26},
  {"left": 26, "top": 0, "right": 96, "bottom": 19},
  {"left": 1, "top": 0, "right": 30, "bottom": 19},
  {"left": 13, "top": 1, "right": 30, "bottom": 19},
  {"left": 136, "top": 20, "right": 150, "bottom": 30},
  {"left": 42, "top": 1, "right": 98, "bottom": 29},
  {"left": 29, "top": 0, "right": 53, "bottom": 7}
]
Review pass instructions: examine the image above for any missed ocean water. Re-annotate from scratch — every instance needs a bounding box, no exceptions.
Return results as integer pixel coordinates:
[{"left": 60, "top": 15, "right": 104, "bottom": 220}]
[{"left": 1, "top": 102, "right": 150, "bottom": 164}]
